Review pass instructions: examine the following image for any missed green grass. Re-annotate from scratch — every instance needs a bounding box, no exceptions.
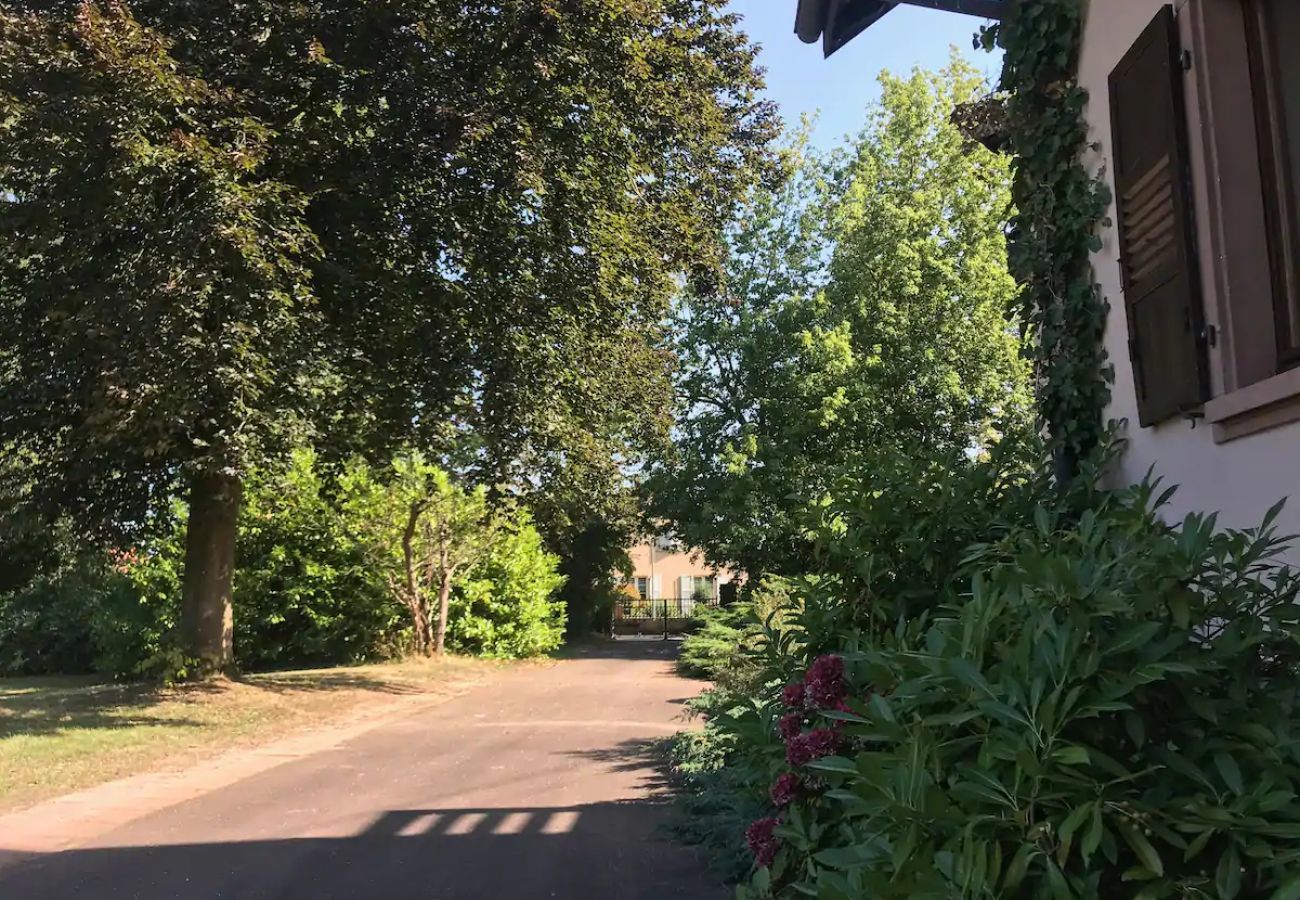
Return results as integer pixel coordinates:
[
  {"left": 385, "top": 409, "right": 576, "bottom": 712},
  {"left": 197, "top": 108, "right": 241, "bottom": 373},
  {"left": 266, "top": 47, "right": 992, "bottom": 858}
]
[{"left": 0, "top": 656, "right": 521, "bottom": 813}]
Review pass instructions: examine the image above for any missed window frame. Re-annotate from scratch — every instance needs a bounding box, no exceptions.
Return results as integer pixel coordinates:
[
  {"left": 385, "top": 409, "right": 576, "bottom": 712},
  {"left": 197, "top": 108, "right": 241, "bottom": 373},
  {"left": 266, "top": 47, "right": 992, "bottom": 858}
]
[
  {"left": 690, "top": 575, "right": 716, "bottom": 602},
  {"left": 1176, "top": 0, "right": 1300, "bottom": 441},
  {"left": 1243, "top": 0, "right": 1300, "bottom": 369}
]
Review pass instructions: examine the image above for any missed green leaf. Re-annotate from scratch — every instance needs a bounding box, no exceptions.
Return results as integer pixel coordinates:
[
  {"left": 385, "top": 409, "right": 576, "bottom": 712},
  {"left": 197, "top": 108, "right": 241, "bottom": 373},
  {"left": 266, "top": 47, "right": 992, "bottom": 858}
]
[
  {"left": 1216, "top": 844, "right": 1242, "bottom": 899},
  {"left": 808, "top": 755, "right": 858, "bottom": 775},
  {"left": 868, "top": 693, "right": 896, "bottom": 724},
  {"left": 948, "top": 657, "right": 993, "bottom": 695},
  {"left": 1272, "top": 874, "right": 1300, "bottom": 900},
  {"left": 1082, "top": 804, "right": 1104, "bottom": 862},
  {"left": 1058, "top": 803, "right": 1092, "bottom": 845},
  {"left": 1117, "top": 822, "right": 1164, "bottom": 876},
  {"left": 1052, "top": 745, "right": 1091, "bottom": 767},
  {"left": 1003, "top": 843, "right": 1037, "bottom": 890},
  {"left": 1215, "top": 752, "right": 1245, "bottom": 796},
  {"left": 1107, "top": 622, "right": 1162, "bottom": 656},
  {"left": 1045, "top": 859, "right": 1074, "bottom": 899}
]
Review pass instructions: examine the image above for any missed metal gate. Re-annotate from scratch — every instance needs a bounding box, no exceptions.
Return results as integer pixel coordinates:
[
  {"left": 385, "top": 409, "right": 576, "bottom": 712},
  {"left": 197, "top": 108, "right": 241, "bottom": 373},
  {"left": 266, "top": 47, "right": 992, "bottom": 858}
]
[{"left": 611, "top": 597, "right": 705, "bottom": 637}]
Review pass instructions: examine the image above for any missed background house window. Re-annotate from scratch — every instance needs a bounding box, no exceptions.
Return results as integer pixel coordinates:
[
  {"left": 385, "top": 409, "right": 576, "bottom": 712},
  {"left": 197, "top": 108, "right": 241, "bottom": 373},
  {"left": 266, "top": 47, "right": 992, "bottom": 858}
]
[
  {"left": 1247, "top": 0, "right": 1300, "bottom": 367},
  {"left": 635, "top": 576, "right": 649, "bottom": 599},
  {"left": 678, "top": 575, "right": 716, "bottom": 602},
  {"left": 691, "top": 576, "right": 715, "bottom": 601}
]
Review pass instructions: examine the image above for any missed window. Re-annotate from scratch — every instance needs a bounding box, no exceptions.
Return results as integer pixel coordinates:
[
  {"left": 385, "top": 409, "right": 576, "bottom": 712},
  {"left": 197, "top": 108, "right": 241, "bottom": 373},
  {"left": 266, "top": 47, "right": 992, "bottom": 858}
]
[
  {"left": 1108, "top": 6, "right": 1210, "bottom": 427},
  {"left": 1114, "top": 0, "right": 1300, "bottom": 440},
  {"left": 634, "top": 577, "right": 649, "bottom": 599},
  {"left": 690, "top": 576, "right": 715, "bottom": 602},
  {"left": 1246, "top": 0, "right": 1300, "bottom": 367}
]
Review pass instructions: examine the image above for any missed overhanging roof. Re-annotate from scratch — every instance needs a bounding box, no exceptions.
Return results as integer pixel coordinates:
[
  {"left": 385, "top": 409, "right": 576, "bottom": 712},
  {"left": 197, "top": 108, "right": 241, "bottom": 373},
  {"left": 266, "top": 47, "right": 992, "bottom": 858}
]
[{"left": 795, "top": 0, "right": 1008, "bottom": 58}]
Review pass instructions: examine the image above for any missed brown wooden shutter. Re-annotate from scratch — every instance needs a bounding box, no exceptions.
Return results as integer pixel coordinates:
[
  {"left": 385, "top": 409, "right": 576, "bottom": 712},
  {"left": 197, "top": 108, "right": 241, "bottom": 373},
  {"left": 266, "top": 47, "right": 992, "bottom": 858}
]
[{"left": 1109, "top": 4, "right": 1210, "bottom": 427}]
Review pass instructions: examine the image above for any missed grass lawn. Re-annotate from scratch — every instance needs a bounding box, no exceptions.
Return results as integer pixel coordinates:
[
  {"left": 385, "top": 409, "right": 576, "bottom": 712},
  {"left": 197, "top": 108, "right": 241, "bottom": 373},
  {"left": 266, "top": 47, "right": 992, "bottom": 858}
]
[{"left": 0, "top": 655, "right": 522, "bottom": 814}]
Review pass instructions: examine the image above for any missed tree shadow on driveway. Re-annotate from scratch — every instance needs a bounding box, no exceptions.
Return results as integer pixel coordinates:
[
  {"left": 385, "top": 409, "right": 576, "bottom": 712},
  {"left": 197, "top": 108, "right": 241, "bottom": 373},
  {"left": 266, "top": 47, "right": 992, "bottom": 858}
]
[{"left": 0, "top": 802, "right": 726, "bottom": 900}]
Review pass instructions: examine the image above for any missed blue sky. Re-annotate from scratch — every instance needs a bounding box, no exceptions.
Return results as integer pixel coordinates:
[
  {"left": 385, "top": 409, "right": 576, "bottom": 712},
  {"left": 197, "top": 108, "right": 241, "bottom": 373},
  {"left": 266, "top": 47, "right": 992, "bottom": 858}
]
[{"left": 726, "top": 2, "right": 1002, "bottom": 150}]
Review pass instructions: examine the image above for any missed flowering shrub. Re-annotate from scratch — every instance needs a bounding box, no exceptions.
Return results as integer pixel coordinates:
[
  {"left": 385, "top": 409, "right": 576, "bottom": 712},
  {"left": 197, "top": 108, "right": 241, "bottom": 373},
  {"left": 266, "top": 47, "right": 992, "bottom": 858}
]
[
  {"left": 783, "top": 727, "right": 839, "bottom": 767},
  {"left": 768, "top": 773, "right": 800, "bottom": 808},
  {"left": 801, "top": 654, "right": 846, "bottom": 708},
  {"left": 781, "top": 681, "right": 805, "bottom": 709},
  {"left": 746, "top": 817, "right": 780, "bottom": 869},
  {"left": 726, "top": 482, "right": 1300, "bottom": 899}
]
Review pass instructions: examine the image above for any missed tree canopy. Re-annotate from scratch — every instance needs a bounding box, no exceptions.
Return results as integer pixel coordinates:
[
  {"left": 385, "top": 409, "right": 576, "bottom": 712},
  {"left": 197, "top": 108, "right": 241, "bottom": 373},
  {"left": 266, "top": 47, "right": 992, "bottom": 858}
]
[
  {"left": 648, "top": 60, "right": 1031, "bottom": 577},
  {"left": 0, "top": 0, "right": 777, "bottom": 667}
]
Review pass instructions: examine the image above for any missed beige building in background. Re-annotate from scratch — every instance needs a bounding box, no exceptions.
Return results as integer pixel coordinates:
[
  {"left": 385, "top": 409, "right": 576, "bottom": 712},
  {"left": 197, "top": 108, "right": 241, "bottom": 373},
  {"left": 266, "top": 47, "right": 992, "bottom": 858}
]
[
  {"left": 626, "top": 538, "right": 739, "bottom": 603},
  {"left": 1080, "top": 0, "right": 1300, "bottom": 550}
]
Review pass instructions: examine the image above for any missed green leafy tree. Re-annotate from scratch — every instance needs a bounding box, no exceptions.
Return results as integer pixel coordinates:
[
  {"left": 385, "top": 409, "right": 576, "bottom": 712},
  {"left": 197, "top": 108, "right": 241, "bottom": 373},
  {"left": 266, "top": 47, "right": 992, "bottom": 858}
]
[
  {"left": 649, "top": 59, "right": 1030, "bottom": 577},
  {"left": 343, "top": 455, "right": 492, "bottom": 657},
  {"left": 0, "top": 4, "right": 320, "bottom": 669},
  {"left": 0, "top": 0, "right": 776, "bottom": 670},
  {"left": 523, "top": 434, "right": 643, "bottom": 635}
]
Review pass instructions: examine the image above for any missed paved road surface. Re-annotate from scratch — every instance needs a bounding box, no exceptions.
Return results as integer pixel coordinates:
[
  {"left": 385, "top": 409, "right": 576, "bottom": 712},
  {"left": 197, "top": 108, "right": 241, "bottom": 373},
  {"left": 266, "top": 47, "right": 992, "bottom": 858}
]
[{"left": 0, "top": 640, "right": 723, "bottom": 900}]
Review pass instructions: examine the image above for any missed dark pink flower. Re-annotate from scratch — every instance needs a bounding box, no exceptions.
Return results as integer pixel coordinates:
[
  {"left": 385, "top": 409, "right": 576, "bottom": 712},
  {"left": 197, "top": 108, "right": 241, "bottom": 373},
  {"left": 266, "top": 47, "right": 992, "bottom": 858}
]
[
  {"left": 746, "top": 817, "right": 780, "bottom": 868},
  {"left": 804, "top": 727, "right": 839, "bottom": 758},
  {"left": 804, "top": 654, "right": 846, "bottom": 708},
  {"left": 778, "top": 712, "right": 804, "bottom": 741},
  {"left": 827, "top": 699, "right": 854, "bottom": 730},
  {"left": 785, "top": 727, "right": 840, "bottom": 766},
  {"left": 769, "top": 773, "right": 801, "bottom": 807},
  {"left": 782, "top": 681, "right": 806, "bottom": 709}
]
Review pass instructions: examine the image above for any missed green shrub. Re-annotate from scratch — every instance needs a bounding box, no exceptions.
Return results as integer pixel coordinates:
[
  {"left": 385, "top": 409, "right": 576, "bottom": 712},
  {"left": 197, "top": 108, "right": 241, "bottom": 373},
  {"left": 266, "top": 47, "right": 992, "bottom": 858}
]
[
  {"left": 2, "top": 450, "right": 571, "bottom": 676},
  {"left": 448, "top": 508, "right": 567, "bottom": 659},
  {"left": 679, "top": 579, "right": 796, "bottom": 686},
  {"left": 735, "top": 482, "right": 1300, "bottom": 899},
  {"left": 90, "top": 533, "right": 186, "bottom": 680},
  {"left": 669, "top": 690, "right": 775, "bottom": 884},
  {"left": 0, "top": 555, "right": 99, "bottom": 675},
  {"left": 236, "top": 450, "right": 405, "bottom": 668},
  {"left": 0, "top": 535, "right": 183, "bottom": 680},
  {"left": 679, "top": 602, "right": 755, "bottom": 679}
]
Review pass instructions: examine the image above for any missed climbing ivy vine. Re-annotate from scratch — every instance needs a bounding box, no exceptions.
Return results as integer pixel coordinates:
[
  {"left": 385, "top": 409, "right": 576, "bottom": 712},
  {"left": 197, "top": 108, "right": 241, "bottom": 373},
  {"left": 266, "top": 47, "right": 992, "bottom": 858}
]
[{"left": 982, "top": 1, "right": 1113, "bottom": 478}]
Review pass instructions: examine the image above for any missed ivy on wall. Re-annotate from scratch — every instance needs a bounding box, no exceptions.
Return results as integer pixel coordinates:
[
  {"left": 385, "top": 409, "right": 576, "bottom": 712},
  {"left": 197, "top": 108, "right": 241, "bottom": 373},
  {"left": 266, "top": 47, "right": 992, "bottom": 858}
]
[{"left": 982, "top": 1, "right": 1113, "bottom": 479}]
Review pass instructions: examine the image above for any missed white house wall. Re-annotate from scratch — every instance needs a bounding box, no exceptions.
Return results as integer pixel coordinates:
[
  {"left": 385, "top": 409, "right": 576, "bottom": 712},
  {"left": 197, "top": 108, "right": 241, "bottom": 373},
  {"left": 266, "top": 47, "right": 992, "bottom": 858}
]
[{"left": 1080, "top": 0, "right": 1300, "bottom": 547}]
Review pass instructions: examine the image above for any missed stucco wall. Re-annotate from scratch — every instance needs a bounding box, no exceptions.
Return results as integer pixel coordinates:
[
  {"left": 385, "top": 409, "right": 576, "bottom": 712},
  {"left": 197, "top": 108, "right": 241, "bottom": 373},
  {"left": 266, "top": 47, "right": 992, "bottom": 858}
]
[
  {"left": 1080, "top": 0, "right": 1300, "bottom": 546},
  {"left": 626, "top": 543, "right": 738, "bottom": 599}
]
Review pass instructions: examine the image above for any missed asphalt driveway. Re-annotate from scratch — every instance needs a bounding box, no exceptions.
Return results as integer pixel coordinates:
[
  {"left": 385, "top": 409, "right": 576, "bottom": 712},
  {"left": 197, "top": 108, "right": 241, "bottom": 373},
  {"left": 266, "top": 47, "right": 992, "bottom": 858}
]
[{"left": 0, "top": 640, "right": 723, "bottom": 900}]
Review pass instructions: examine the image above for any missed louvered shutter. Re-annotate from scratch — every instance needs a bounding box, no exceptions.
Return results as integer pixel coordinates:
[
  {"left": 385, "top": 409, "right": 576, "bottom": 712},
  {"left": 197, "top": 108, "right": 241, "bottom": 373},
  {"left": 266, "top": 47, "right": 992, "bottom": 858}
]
[{"left": 1109, "top": 5, "right": 1210, "bottom": 426}]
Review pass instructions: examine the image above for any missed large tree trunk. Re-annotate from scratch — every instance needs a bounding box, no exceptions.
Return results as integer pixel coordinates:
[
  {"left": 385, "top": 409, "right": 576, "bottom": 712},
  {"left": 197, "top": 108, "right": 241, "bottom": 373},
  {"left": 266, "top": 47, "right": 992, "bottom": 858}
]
[
  {"left": 181, "top": 471, "right": 242, "bottom": 675},
  {"left": 434, "top": 567, "right": 454, "bottom": 656}
]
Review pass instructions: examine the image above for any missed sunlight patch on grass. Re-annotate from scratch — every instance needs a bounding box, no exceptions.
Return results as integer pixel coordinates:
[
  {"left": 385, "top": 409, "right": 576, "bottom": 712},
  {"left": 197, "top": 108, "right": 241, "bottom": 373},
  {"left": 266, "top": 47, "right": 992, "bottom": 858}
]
[{"left": 0, "top": 655, "right": 523, "bottom": 813}]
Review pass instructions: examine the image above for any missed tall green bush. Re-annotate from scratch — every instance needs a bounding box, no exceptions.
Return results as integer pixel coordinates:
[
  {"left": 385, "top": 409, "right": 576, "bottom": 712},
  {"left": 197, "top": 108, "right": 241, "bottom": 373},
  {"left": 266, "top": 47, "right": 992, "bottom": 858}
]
[
  {"left": 700, "top": 478, "right": 1300, "bottom": 900},
  {"left": 0, "top": 449, "right": 570, "bottom": 676},
  {"left": 235, "top": 449, "right": 405, "bottom": 669},
  {"left": 0, "top": 524, "right": 183, "bottom": 679},
  {"left": 449, "top": 508, "right": 567, "bottom": 659}
]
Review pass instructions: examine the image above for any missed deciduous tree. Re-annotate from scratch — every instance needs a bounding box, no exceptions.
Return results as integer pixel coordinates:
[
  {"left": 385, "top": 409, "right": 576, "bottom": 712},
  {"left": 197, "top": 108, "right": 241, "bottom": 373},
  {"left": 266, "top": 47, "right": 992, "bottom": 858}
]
[
  {"left": 0, "top": 0, "right": 776, "bottom": 669},
  {"left": 343, "top": 454, "right": 493, "bottom": 657},
  {"left": 649, "top": 60, "right": 1030, "bottom": 577}
]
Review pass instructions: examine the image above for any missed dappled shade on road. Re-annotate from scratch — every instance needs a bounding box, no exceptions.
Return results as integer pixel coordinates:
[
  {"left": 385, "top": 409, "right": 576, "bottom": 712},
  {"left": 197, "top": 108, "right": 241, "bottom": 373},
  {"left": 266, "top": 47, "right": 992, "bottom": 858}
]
[
  {"left": 0, "top": 801, "right": 718, "bottom": 900},
  {"left": 0, "top": 640, "right": 724, "bottom": 899}
]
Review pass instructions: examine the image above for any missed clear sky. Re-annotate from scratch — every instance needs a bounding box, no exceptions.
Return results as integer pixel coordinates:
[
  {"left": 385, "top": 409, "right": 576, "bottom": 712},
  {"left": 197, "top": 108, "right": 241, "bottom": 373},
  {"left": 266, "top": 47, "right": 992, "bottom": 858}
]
[{"left": 726, "top": 2, "right": 1002, "bottom": 150}]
